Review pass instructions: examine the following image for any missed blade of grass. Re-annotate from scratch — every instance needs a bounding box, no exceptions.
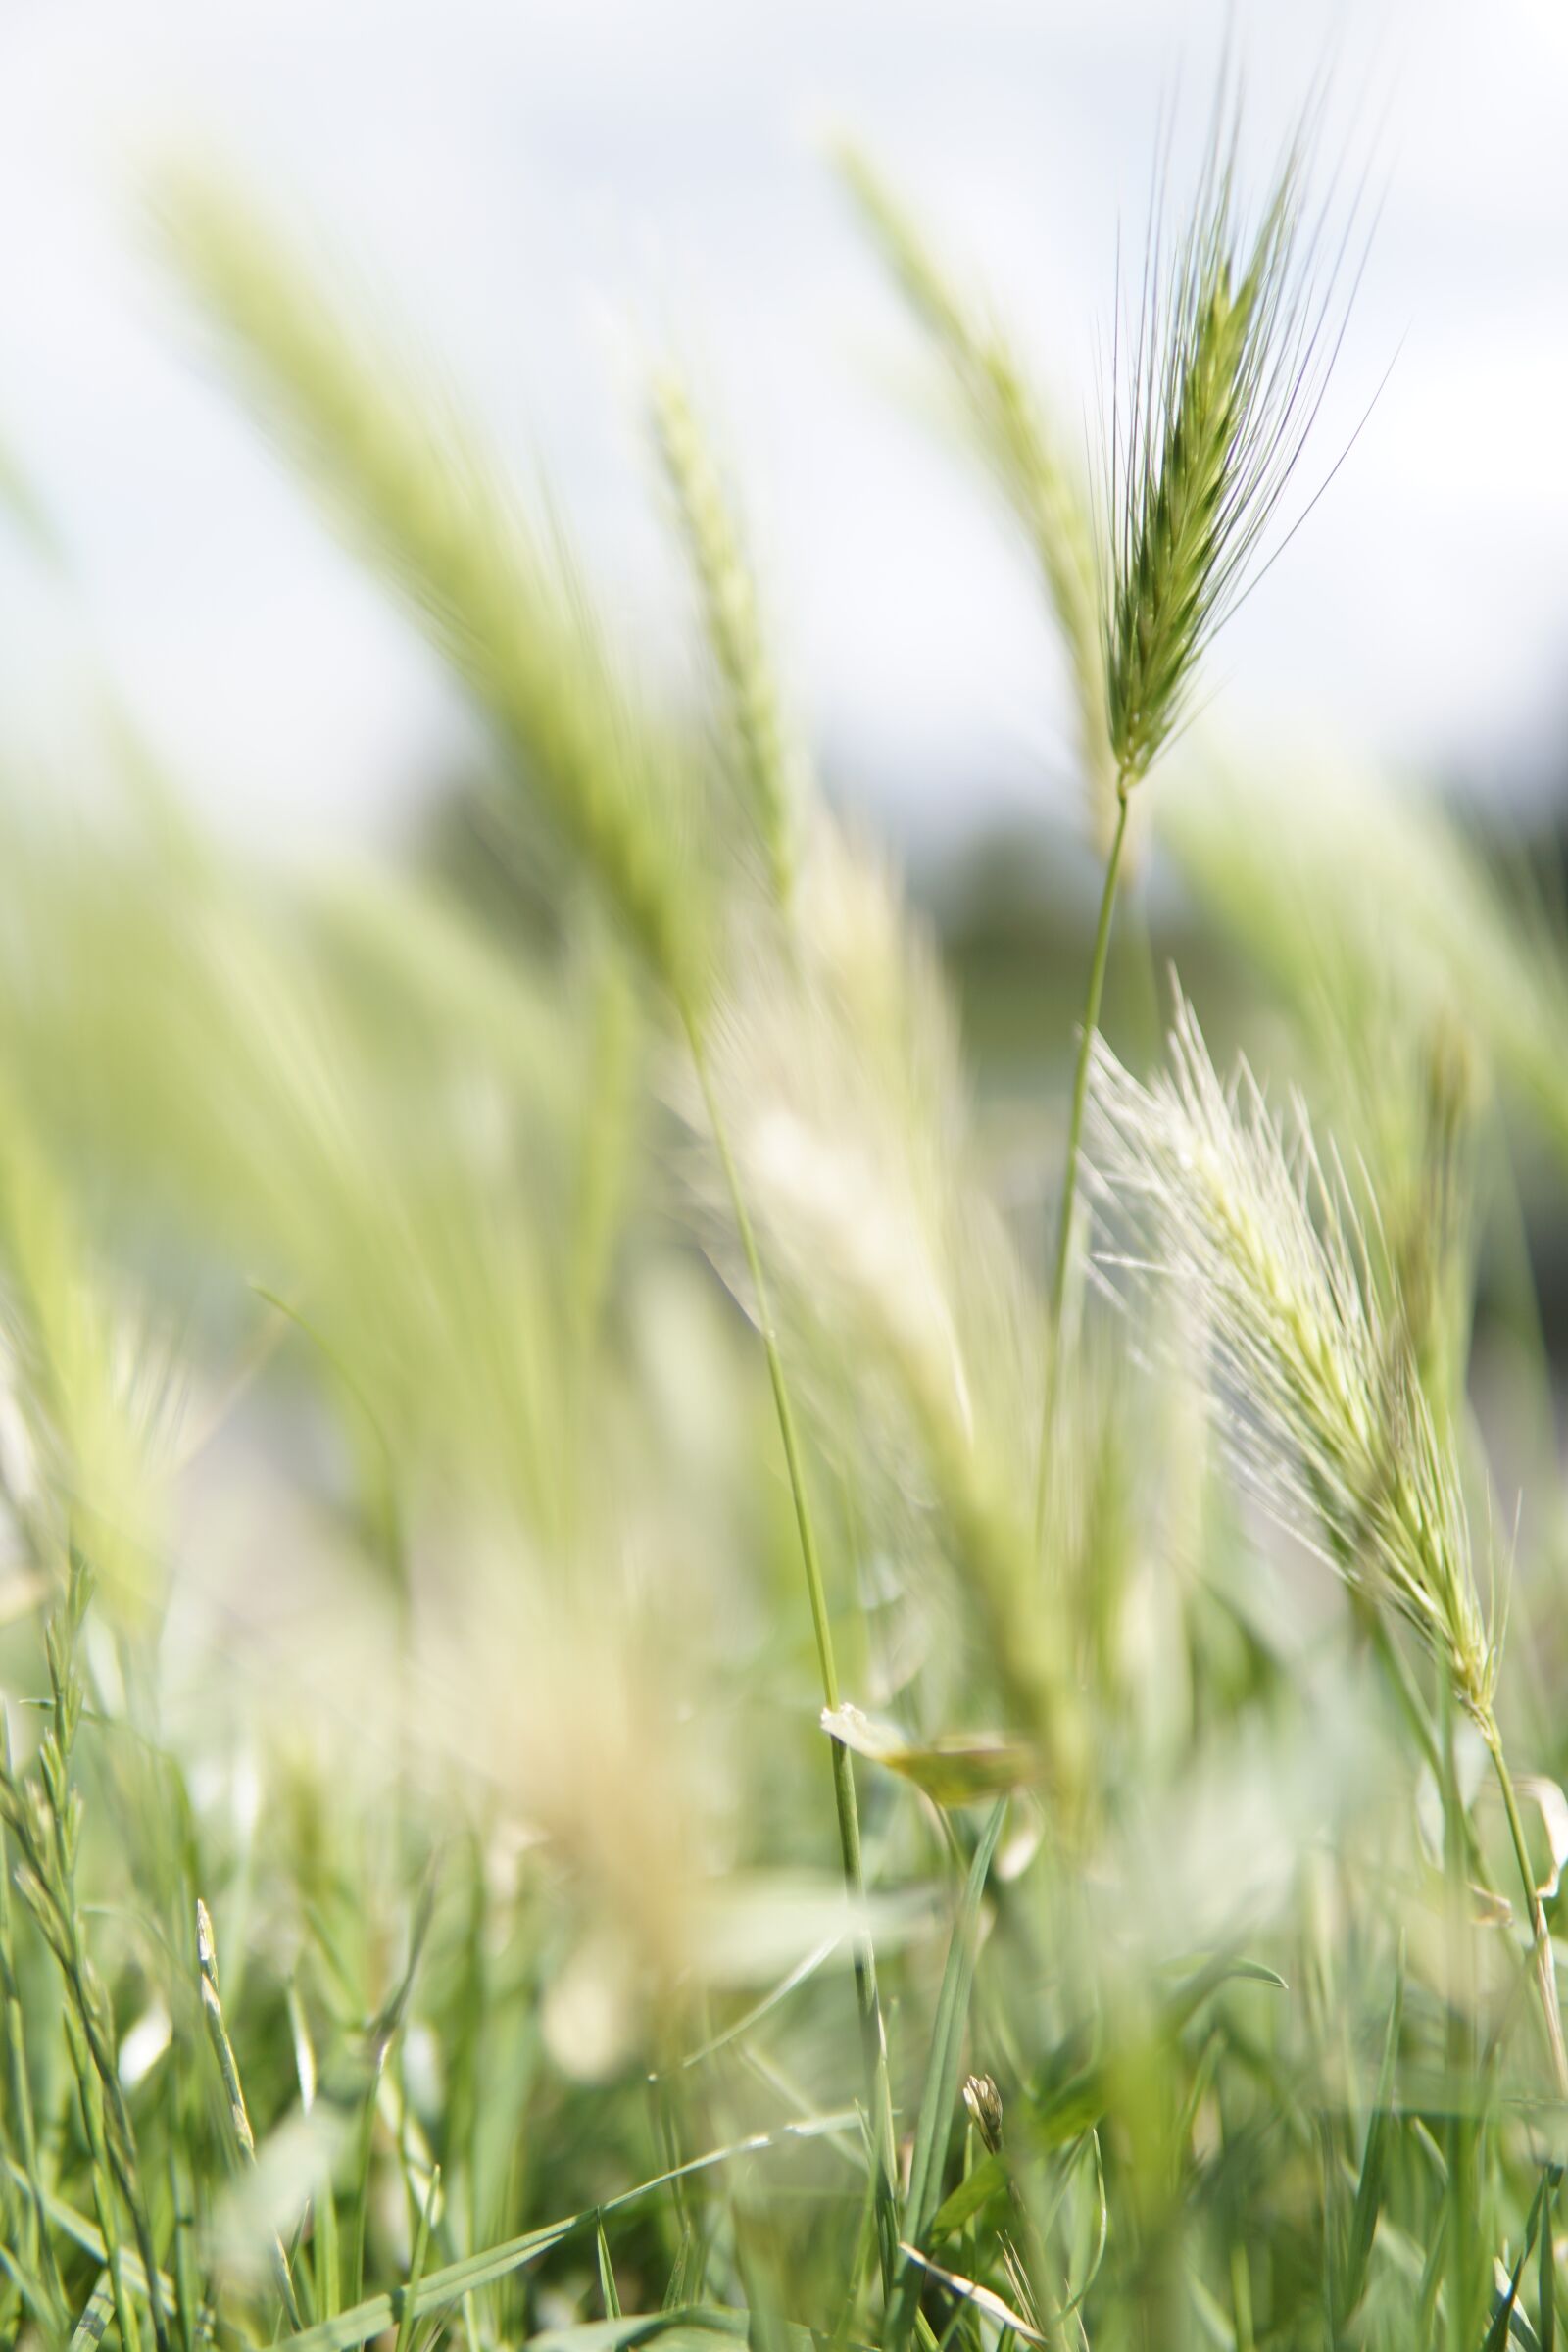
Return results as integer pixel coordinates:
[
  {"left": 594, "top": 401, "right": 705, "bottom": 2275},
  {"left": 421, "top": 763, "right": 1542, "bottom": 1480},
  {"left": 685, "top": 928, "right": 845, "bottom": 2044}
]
[
  {"left": 1484, "top": 1735, "right": 1568, "bottom": 2098},
  {"left": 196, "top": 1897, "right": 305, "bottom": 2331},
  {"left": 1542, "top": 2169, "right": 1559, "bottom": 2352},
  {"left": 1443, "top": 1689, "right": 1484, "bottom": 2352},
  {"left": 0, "top": 1709, "right": 67, "bottom": 2326},
  {"left": 928, "top": 2152, "right": 1008, "bottom": 2246},
  {"left": 393, "top": 2162, "right": 438, "bottom": 2352},
  {"left": 168, "top": 2151, "right": 197, "bottom": 2352},
  {"left": 891, "top": 1801, "right": 1007, "bottom": 2347},
  {"left": 317, "top": 2164, "right": 341, "bottom": 2325},
  {"left": 597, "top": 2215, "right": 622, "bottom": 2320},
  {"left": 893, "top": 2244, "right": 1045, "bottom": 2346},
  {"left": 2, "top": 2156, "right": 175, "bottom": 2302},
  {"left": 687, "top": 1018, "right": 899, "bottom": 2290},
  {"left": 67, "top": 2269, "right": 116, "bottom": 2352},
  {"left": 65, "top": 2010, "right": 145, "bottom": 2352},
  {"left": 528, "top": 2311, "right": 824, "bottom": 2352},
  {"left": 347, "top": 2080, "right": 379, "bottom": 2307},
  {"left": 1483, "top": 2170, "right": 1552, "bottom": 2352},
  {"left": 263, "top": 2112, "right": 858, "bottom": 2352},
  {"left": 0, "top": 2245, "right": 66, "bottom": 2343},
  {"left": 669, "top": 1936, "right": 844, "bottom": 2076},
  {"left": 1334, "top": 1954, "right": 1403, "bottom": 2328}
]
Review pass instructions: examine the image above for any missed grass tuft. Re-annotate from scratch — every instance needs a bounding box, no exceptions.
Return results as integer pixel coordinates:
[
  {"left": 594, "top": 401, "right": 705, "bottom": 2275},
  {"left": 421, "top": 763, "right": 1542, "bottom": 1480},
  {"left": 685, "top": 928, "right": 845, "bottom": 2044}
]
[{"left": 0, "top": 73, "right": 1561, "bottom": 2352}]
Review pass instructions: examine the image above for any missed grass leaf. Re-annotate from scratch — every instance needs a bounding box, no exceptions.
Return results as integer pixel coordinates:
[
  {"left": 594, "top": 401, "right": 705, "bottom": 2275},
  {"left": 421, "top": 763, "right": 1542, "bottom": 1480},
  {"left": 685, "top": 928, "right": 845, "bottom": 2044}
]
[
  {"left": 1335, "top": 1958, "right": 1403, "bottom": 2328},
  {"left": 893, "top": 1800, "right": 1007, "bottom": 2340}
]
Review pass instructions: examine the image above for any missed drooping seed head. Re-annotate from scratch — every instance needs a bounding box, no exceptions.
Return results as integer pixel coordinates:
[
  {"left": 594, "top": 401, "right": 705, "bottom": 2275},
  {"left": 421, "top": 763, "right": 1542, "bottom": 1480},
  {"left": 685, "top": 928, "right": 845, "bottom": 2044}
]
[{"left": 1087, "top": 993, "right": 1496, "bottom": 1726}]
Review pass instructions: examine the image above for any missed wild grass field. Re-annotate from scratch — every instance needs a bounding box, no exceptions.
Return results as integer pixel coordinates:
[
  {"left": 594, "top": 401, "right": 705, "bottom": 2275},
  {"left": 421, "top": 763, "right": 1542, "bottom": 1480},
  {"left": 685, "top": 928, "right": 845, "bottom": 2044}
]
[{"left": 5, "top": 92, "right": 1568, "bottom": 2352}]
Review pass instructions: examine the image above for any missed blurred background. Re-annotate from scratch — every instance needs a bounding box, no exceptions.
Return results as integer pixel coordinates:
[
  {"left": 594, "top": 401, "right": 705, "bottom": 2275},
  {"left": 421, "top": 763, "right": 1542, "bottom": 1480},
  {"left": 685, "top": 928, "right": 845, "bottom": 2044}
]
[
  {"left": 4, "top": 16, "right": 1568, "bottom": 2335},
  {"left": 3, "top": 0, "right": 1567, "bottom": 869}
]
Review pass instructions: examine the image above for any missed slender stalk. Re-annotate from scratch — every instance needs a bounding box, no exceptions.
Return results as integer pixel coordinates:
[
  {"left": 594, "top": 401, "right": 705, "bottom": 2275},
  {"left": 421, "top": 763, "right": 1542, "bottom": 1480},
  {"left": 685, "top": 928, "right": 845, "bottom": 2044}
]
[
  {"left": 197, "top": 1898, "right": 305, "bottom": 2330},
  {"left": 1051, "top": 787, "right": 1131, "bottom": 1323},
  {"left": 65, "top": 1940, "right": 171, "bottom": 2352},
  {"left": 0, "top": 1715, "right": 66, "bottom": 2326},
  {"left": 686, "top": 1013, "right": 899, "bottom": 2289},
  {"left": 1036, "top": 783, "right": 1131, "bottom": 1540},
  {"left": 1485, "top": 1728, "right": 1568, "bottom": 2101},
  {"left": 66, "top": 2007, "right": 144, "bottom": 2352},
  {"left": 1365, "top": 1605, "right": 1441, "bottom": 1782},
  {"left": 3, "top": 1564, "right": 173, "bottom": 2352},
  {"left": 1441, "top": 1704, "right": 1478, "bottom": 2352},
  {"left": 48, "top": 1777, "right": 171, "bottom": 2349}
]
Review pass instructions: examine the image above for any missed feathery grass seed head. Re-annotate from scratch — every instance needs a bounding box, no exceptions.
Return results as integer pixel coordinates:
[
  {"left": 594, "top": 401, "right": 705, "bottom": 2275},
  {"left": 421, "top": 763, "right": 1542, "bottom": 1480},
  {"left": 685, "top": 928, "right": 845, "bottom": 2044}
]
[{"left": 1087, "top": 993, "right": 1495, "bottom": 1721}]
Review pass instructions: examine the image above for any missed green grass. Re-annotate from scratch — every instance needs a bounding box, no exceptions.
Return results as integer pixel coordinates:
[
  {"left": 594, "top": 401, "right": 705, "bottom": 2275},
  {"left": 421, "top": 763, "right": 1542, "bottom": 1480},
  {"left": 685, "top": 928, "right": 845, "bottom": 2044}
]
[{"left": 0, "top": 92, "right": 1567, "bottom": 2352}]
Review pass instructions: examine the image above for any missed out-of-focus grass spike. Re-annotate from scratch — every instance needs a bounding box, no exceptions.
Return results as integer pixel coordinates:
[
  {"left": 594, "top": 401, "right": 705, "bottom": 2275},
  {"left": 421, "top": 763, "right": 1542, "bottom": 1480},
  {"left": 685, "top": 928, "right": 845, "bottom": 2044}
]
[
  {"left": 158, "top": 170, "right": 709, "bottom": 1014},
  {"left": 0, "top": 789, "right": 588, "bottom": 1544},
  {"left": 651, "top": 367, "right": 805, "bottom": 906},
  {"left": 566, "top": 933, "right": 638, "bottom": 1371},
  {"left": 1168, "top": 756, "right": 1568, "bottom": 1195},
  {"left": 0, "top": 1072, "right": 168, "bottom": 1629},
  {"left": 830, "top": 138, "right": 1119, "bottom": 854}
]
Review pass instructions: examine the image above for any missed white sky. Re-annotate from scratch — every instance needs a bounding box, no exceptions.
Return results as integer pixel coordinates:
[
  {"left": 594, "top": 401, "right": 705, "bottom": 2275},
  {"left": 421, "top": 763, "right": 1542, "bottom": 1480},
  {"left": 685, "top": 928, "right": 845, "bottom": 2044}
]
[{"left": 1, "top": 0, "right": 1565, "bottom": 859}]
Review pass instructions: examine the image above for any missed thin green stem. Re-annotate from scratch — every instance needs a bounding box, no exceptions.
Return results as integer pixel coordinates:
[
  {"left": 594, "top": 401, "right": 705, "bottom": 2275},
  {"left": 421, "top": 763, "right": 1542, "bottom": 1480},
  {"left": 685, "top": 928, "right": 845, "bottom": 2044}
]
[
  {"left": 1051, "top": 788, "right": 1131, "bottom": 1322},
  {"left": 67, "top": 2009, "right": 144, "bottom": 2352},
  {"left": 685, "top": 1012, "right": 899, "bottom": 2292},
  {"left": 10, "top": 1561, "right": 172, "bottom": 2352},
  {"left": 197, "top": 1898, "right": 305, "bottom": 2330},
  {"left": 688, "top": 1020, "right": 839, "bottom": 1706},
  {"left": 1485, "top": 1725, "right": 1568, "bottom": 2101},
  {"left": 1363, "top": 1593, "right": 1552, "bottom": 2084},
  {"left": 1366, "top": 1607, "right": 1441, "bottom": 1781},
  {"left": 1037, "top": 784, "right": 1131, "bottom": 1542},
  {"left": 1440, "top": 1688, "right": 1479, "bottom": 2352}
]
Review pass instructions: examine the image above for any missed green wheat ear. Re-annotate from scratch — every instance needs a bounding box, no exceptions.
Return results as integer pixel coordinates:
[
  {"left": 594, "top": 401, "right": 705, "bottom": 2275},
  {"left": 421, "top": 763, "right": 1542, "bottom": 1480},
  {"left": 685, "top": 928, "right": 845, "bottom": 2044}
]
[{"left": 1106, "top": 120, "right": 1355, "bottom": 788}]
